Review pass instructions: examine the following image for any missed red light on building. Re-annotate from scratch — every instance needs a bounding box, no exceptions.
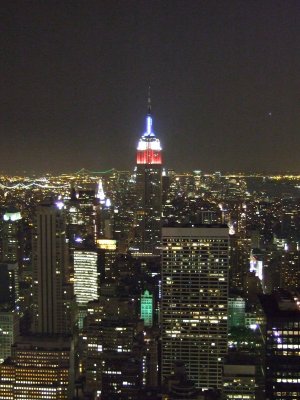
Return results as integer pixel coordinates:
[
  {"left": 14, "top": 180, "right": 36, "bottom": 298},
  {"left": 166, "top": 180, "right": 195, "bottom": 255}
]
[
  {"left": 136, "top": 107, "right": 162, "bottom": 165},
  {"left": 137, "top": 148, "right": 162, "bottom": 164}
]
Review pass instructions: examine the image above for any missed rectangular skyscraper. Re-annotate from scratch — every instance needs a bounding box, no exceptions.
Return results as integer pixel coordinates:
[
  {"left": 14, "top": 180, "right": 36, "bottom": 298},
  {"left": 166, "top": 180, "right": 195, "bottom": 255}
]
[
  {"left": 260, "top": 292, "right": 300, "bottom": 400},
  {"left": 161, "top": 225, "right": 229, "bottom": 389},
  {"left": 74, "top": 250, "right": 99, "bottom": 306},
  {"left": 32, "top": 199, "right": 70, "bottom": 335}
]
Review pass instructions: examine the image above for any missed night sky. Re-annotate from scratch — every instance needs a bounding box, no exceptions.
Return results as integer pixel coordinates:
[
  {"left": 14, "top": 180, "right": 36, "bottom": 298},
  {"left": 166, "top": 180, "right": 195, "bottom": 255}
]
[{"left": 1, "top": 1, "right": 300, "bottom": 174}]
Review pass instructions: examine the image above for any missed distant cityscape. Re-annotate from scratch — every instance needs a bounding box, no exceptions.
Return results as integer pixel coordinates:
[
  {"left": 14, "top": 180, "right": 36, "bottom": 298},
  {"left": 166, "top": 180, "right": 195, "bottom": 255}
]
[{"left": 1, "top": 103, "right": 300, "bottom": 400}]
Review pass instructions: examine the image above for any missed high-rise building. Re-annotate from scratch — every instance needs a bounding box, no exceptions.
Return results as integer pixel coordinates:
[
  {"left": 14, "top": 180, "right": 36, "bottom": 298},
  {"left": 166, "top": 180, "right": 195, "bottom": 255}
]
[
  {"left": 66, "top": 187, "right": 85, "bottom": 252},
  {"left": 161, "top": 225, "right": 229, "bottom": 389},
  {"left": 74, "top": 249, "right": 100, "bottom": 329},
  {"left": 81, "top": 285, "right": 145, "bottom": 399},
  {"left": 279, "top": 246, "right": 300, "bottom": 292},
  {"left": 77, "top": 186, "right": 99, "bottom": 243},
  {"left": 95, "top": 169, "right": 136, "bottom": 251},
  {"left": 0, "top": 209, "right": 22, "bottom": 370},
  {"left": 32, "top": 199, "right": 72, "bottom": 335},
  {"left": 74, "top": 250, "right": 100, "bottom": 306},
  {"left": 141, "top": 290, "right": 153, "bottom": 327},
  {"left": 2, "top": 207, "right": 22, "bottom": 265},
  {"left": 0, "top": 336, "right": 74, "bottom": 400},
  {"left": 0, "top": 207, "right": 23, "bottom": 310},
  {"left": 0, "top": 264, "right": 19, "bottom": 311},
  {"left": 135, "top": 91, "right": 162, "bottom": 254},
  {"left": 260, "top": 291, "right": 300, "bottom": 400},
  {"left": 96, "top": 239, "right": 117, "bottom": 281},
  {"left": 0, "top": 199, "right": 76, "bottom": 400}
]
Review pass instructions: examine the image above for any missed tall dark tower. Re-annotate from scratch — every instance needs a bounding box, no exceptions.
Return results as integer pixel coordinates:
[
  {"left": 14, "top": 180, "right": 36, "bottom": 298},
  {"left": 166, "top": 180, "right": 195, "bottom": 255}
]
[
  {"left": 135, "top": 89, "right": 162, "bottom": 254},
  {"left": 32, "top": 199, "right": 71, "bottom": 335}
]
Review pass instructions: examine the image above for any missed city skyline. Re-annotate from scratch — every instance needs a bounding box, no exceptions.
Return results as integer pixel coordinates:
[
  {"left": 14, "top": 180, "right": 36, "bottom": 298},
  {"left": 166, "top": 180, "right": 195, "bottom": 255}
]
[
  {"left": 1, "top": 144, "right": 300, "bottom": 398},
  {"left": 1, "top": 1, "right": 300, "bottom": 174}
]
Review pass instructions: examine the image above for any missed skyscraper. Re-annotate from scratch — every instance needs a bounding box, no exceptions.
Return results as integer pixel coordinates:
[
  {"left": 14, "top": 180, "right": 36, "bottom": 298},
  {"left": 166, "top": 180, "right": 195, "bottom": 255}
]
[
  {"left": 32, "top": 199, "right": 71, "bottom": 335},
  {"left": 74, "top": 250, "right": 100, "bottom": 306},
  {"left": 161, "top": 225, "right": 229, "bottom": 389},
  {"left": 0, "top": 207, "right": 22, "bottom": 310},
  {"left": 141, "top": 290, "right": 153, "bottom": 327},
  {"left": 0, "top": 208, "right": 22, "bottom": 365},
  {"left": 96, "top": 239, "right": 117, "bottom": 281},
  {"left": 0, "top": 200, "right": 75, "bottom": 399},
  {"left": 135, "top": 90, "right": 162, "bottom": 254},
  {"left": 82, "top": 285, "right": 145, "bottom": 399},
  {"left": 2, "top": 207, "right": 22, "bottom": 265},
  {"left": 74, "top": 249, "right": 100, "bottom": 329},
  {"left": 260, "top": 291, "right": 300, "bottom": 400}
]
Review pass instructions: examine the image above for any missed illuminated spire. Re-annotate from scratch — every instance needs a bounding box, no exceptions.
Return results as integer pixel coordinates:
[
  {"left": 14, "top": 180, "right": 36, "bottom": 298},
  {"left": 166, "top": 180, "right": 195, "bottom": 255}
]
[
  {"left": 96, "top": 179, "right": 105, "bottom": 204},
  {"left": 137, "top": 87, "right": 162, "bottom": 164},
  {"left": 147, "top": 86, "right": 151, "bottom": 115},
  {"left": 145, "top": 86, "right": 154, "bottom": 137}
]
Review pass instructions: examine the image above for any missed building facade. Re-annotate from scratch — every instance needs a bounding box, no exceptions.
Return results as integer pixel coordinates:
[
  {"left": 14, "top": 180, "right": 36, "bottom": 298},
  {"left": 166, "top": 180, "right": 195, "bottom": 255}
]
[
  {"left": 32, "top": 199, "right": 71, "bottom": 335},
  {"left": 161, "top": 225, "right": 229, "bottom": 389},
  {"left": 74, "top": 250, "right": 100, "bottom": 306},
  {"left": 260, "top": 292, "right": 300, "bottom": 400},
  {"left": 0, "top": 336, "right": 74, "bottom": 400}
]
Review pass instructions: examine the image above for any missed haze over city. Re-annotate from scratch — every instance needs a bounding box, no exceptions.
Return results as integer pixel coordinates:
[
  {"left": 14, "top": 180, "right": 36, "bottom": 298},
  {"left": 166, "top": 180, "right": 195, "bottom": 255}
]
[{"left": 1, "top": 1, "right": 300, "bottom": 174}]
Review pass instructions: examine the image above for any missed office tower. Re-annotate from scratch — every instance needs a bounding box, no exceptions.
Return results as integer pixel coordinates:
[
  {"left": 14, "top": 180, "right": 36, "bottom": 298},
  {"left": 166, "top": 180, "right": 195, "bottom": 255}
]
[
  {"left": 66, "top": 187, "right": 85, "bottom": 251},
  {"left": 2, "top": 207, "right": 22, "bottom": 265},
  {"left": 0, "top": 263, "right": 19, "bottom": 311},
  {"left": 81, "top": 285, "right": 145, "bottom": 399},
  {"left": 260, "top": 291, "right": 300, "bottom": 400},
  {"left": 77, "top": 185, "right": 99, "bottom": 243},
  {"left": 243, "top": 271, "right": 263, "bottom": 304},
  {"left": 161, "top": 225, "right": 229, "bottom": 389},
  {"left": 110, "top": 170, "right": 136, "bottom": 252},
  {"left": 0, "top": 336, "right": 74, "bottom": 400},
  {"left": 143, "top": 331, "right": 159, "bottom": 388},
  {"left": 0, "top": 207, "right": 22, "bottom": 310},
  {"left": 32, "top": 199, "right": 71, "bottom": 335},
  {"left": 0, "top": 208, "right": 22, "bottom": 368},
  {"left": 74, "top": 250, "right": 100, "bottom": 306},
  {"left": 74, "top": 249, "right": 100, "bottom": 328},
  {"left": 135, "top": 91, "right": 162, "bottom": 254},
  {"left": 95, "top": 178, "right": 114, "bottom": 240},
  {"left": 99, "top": 198, "right": 114, "bottom": 239},
  {"left": 97, "top": 320, "right": 144, "bottom": 400},
  {"left": 141, "top": 290, "right": 153, "bottom": 327},
  {"left": 1, "top": 199, "right": 76, "bottom": 400},
  {"left": 229, "top": 235, "right": 252, "bottom": 290},
  {"left": 279, "top": 245, "right": 300, "bottom": 291},
  {"left": 96, "top": 239, "right": 117, "bottom": 281}
]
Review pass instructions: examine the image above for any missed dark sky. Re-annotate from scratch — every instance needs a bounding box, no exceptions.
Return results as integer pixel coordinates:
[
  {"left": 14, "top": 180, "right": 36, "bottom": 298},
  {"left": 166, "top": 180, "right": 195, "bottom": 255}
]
[{"left": 1, "top": 1, "right": 300, "bottom": 174}]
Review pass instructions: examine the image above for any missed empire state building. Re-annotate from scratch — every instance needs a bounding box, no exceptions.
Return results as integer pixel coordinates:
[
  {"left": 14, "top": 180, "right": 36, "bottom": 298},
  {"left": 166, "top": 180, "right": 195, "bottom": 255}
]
[{"left": 135, "top": 91, "right": 162, "bottom": 254}]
